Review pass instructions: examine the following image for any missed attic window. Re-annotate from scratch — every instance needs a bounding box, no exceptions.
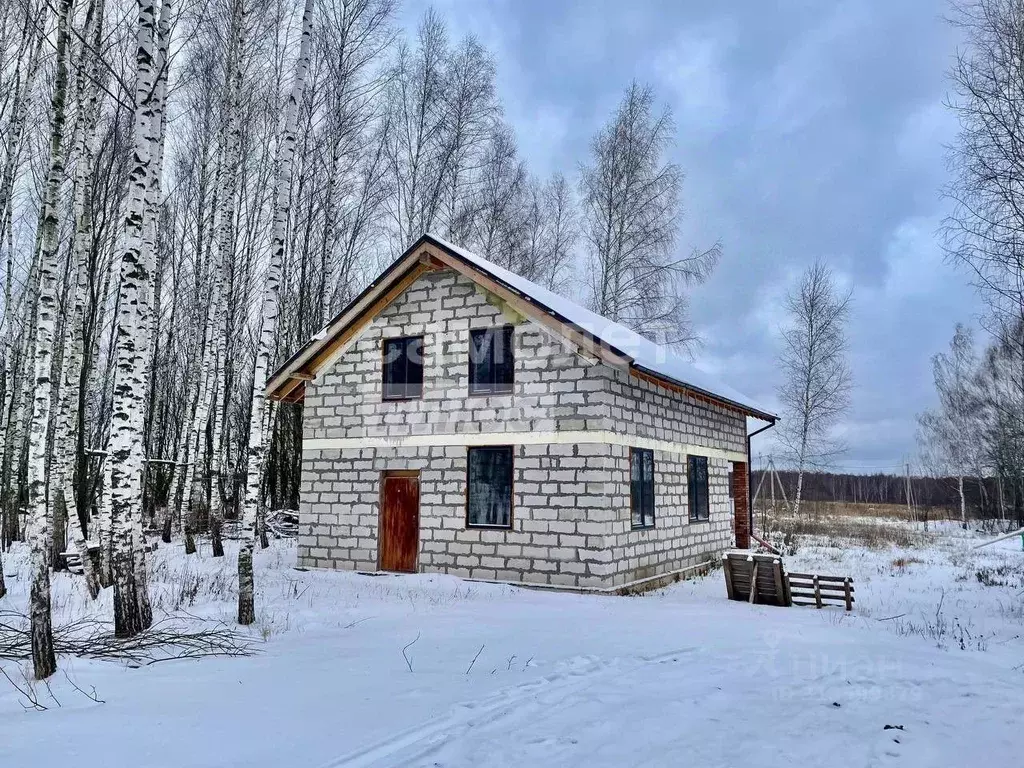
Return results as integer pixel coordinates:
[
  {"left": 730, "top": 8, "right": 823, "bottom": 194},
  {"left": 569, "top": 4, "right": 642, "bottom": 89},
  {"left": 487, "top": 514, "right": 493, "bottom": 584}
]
[
  {"left": 382, "top": 336, "right": 423, "bottom": 400},
  {"left": 469, "top": 326, "right": 514, "bottom": 395}
]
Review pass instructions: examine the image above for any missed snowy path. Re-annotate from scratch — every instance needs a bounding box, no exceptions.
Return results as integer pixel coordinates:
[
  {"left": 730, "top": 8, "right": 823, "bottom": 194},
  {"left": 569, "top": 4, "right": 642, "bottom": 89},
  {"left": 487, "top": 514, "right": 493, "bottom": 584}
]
[
  {"left": 317, "top": 615, "right": 1020, "bottom": 768},
  {"left": 1, "top": 534, "right": 1022, "bottom": 768},
  {"left": 323, "top": 650, "right": 697, "bottom": 768}
]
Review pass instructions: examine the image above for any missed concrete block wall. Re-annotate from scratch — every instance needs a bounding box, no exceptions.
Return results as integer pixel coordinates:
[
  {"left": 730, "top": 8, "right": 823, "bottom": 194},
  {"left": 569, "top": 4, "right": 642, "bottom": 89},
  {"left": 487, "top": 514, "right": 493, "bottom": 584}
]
[
  {"left": 596, "top": 366, "right": 747, "bottom": 585},
  {"left": 301, "top": 269, "right": 611, "bottom": 441},
  {"left": 296, "top": 266, "right": 751, "bottom": 589},
  {"left": 601, "top": 446, "right": 734, "bottom": 586},
  {"left": 297, "top": 443, "right": 616, "bottom": 588},
  {"left": 602, "top": 364, "right": 747, "bottom": 453}
]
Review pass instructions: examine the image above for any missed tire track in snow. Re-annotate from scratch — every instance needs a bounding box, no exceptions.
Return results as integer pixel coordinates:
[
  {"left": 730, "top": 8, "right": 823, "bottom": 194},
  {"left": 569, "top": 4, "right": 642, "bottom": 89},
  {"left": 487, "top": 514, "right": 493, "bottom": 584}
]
[{"left": 317, "top": 647, "right": 697, "bottom": 768}]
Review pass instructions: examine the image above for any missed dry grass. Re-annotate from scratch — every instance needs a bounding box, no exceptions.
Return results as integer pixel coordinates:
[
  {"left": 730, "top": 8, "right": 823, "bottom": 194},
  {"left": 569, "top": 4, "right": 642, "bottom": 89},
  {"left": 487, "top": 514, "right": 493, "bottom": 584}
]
[
  {"left": 774, "top": 514, "right": 927, "bottom": 549},
  {"left": 757, "top": 501, "right": 937, "bottom": 551},
  {"left": 891, "top": 556, "right": 924, "bottom": 570},
  {"left": 795, "top": 500, "right": 956, "bottom": 522}
]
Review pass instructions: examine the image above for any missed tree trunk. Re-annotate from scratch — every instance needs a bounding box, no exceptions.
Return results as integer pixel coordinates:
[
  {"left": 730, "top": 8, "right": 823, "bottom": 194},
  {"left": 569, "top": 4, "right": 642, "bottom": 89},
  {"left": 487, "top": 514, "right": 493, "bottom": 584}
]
[
  {"left": 210, "top": 0, "right": 247, "bottom": 559},
  {"left": 96, "top": 459, "right": 112, "bottom": 587},
  {"left": 109, "top": 0, "right": 167, "bottom": 639},
  {"left": 794, "top": 467, "right": 805, "bottom": 518},
  {"left": 51, "top": 0, "right": 105, "bottom": 580},
  {"left": 958, "top": 474, "right": 966, "bottom": 530},
  {"left": 0, "top": 8, "right": 45, "bottom": 274},
  {"left": 27, "top": 0, "right": 76, "bottom": 680},
  {"left": 239, "top": 0, "right": 314, "bottom": 626},
  {"left": 64, "top": 476, "right": 100, "bottom": 599}
]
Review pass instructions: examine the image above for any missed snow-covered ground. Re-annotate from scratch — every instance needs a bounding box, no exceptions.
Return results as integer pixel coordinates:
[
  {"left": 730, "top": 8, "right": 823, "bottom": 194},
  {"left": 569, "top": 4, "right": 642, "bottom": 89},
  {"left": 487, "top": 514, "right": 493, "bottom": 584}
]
[{"left": 1, "top": 524, "right": 1022, "bottom": 768}]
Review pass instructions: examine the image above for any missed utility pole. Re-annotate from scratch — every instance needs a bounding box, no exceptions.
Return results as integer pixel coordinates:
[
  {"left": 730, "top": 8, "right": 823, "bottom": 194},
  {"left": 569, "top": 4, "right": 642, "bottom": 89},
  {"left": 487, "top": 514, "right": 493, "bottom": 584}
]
[{"left": 905, "top": 459, "right": 923, "bottom": 532}]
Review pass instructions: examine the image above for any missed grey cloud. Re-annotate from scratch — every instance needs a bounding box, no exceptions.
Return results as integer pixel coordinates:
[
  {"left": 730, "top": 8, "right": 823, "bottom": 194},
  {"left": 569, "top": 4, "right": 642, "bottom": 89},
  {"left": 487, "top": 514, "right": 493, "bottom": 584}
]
[{"left": 400, "top": 0, "right": 985, "bottom": 470}]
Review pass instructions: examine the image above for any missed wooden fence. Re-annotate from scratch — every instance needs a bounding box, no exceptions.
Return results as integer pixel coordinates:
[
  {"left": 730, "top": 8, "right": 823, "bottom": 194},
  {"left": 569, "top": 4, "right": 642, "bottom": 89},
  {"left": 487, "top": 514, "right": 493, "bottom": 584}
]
[
  {"left": 722, "top": 550, "right": 855, "bottom": 611},
  {"left": 786, "top": 572, "right": 854, "bottom": 610}
]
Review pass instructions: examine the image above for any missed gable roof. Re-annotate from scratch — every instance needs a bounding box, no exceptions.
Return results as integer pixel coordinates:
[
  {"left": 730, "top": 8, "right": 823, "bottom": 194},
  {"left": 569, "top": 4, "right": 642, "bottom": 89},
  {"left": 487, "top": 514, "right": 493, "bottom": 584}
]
[{"left": 266, "top": 233, "right": 776, "bottom": 422}]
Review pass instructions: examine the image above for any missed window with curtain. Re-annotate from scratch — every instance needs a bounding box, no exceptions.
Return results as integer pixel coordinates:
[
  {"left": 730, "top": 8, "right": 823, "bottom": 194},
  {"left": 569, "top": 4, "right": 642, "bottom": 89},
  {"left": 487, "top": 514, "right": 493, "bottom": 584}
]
[{"left": 467, "top": 446, "right": 513, "bottom": 527}]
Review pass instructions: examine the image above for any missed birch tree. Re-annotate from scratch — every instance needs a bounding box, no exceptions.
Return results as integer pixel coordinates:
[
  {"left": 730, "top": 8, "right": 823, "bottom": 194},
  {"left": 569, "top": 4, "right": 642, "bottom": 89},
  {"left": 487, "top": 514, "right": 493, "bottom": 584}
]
[
  {"left": 917, "top": 324, "right": 983, "bottom": 528},
  {"left": 776, "top": 261, "right": 853, "bottom": 515},
  {"left": 51, "top": 0, "right": 105, "bottom": 598},
  {"left": 26, "top": 0, "right": 75, "bottom": 681},
  {"left": 579, "top": 82, "right": 718, "bottom": 344},
  {"left": 0, "top": 0, "right": 596, "bottom": 628},
  {"left": 238, "top": 0, "right": 315, "bottom": 626},
  {"left": 945, "top": 0, "right": 1024, "bottom": 325},
  {"left": 108, "top": 0, "right": 171, "bottom": 638}
]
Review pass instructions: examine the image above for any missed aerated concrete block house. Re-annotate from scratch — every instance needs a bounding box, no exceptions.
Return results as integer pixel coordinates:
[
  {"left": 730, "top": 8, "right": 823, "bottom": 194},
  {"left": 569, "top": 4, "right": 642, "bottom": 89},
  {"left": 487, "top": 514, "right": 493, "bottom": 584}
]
[{"left": 267, "top": 234, "right": 776, "bottom": 592}]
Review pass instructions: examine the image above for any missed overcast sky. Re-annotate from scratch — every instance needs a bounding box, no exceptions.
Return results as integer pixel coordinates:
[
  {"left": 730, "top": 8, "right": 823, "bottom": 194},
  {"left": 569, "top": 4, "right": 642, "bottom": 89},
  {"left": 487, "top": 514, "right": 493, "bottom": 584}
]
[{"left": 398, "top": 0, "right": 983, "bottom": 473}]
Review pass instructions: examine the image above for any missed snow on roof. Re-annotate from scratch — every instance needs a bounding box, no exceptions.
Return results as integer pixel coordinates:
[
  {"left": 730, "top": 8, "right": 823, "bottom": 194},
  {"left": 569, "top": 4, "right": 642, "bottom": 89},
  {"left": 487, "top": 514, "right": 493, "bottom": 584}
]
[{"left": 426, "top": 233, "right": 776, "bottom": 421}]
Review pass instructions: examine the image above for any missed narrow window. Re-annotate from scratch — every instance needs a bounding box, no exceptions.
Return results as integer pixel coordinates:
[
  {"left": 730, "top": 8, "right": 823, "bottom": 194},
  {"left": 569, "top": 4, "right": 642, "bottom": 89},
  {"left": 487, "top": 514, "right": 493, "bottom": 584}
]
[
  {"left": 467, "top": 446, "right": 514, "bottom": 527},
  {"left": 469, "top": 325, "right": 514, "bottom": 395},
  {"left": 630, "top": 448, "right": 655, "bottom": 528},
  {"left": 688, "top": 455, "right": 710, "bottom": 521},
  {"left": 382, "top": 336, "right": 424, "bottom": 400}
]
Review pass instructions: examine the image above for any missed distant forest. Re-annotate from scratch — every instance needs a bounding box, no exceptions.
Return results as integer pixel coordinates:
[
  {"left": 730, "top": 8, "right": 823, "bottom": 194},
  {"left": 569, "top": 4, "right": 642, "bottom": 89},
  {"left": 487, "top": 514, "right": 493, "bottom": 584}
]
[{"left": 750, "top": 469, "right": 1014, "bottom": 521}]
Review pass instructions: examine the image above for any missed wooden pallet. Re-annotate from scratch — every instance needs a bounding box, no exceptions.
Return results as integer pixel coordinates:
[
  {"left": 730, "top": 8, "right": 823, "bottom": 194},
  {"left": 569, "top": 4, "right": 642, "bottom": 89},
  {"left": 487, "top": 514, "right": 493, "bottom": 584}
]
[
  {"left": 722, "top": 551, "right": 791, "bottom": 607},
  {"left": 722, "top": 552, "right": 855, "bottom": 611},
  {"left": 786, "top": 572, "right": 855, "bottom": 611}
]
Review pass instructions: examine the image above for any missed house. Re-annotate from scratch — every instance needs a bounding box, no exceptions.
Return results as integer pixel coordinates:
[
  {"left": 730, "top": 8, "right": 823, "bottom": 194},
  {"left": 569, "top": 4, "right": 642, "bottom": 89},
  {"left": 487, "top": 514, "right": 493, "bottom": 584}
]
[{"left": 266, "top": 233, "right": 776, "bottom": 592}]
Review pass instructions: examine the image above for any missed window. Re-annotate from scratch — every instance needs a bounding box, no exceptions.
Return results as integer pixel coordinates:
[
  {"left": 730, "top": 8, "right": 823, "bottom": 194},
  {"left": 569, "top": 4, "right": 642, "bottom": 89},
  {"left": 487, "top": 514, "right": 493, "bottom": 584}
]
[
  {"left": 630, "top": 448, "right": 655, "bottom": 529},
  {"left": 688, "top": 455, "right": 710, "bottom": 521},
  {"left": 469, "top": 325, "right": 514, "bottom": 395},
  {"left": 467, "top": 446, "right": 513, "bottom": 528},
  {"left": 382, "top": 336, "right": 423, "bottom": 400}
]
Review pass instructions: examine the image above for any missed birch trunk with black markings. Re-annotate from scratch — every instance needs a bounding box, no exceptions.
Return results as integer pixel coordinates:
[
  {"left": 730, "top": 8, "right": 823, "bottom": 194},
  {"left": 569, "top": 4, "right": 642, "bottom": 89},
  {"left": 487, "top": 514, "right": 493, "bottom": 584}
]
[
  {"left": 27, "top": 0, "right": 75, "bottom": 680},
  {"left": 239, "top": 0, "right": 315, "bottom": 625},
  {"left": 109, "top": 0, "right": 167, "bottom": 639},
  {"left": 51, "top": 0, "right": 105, "bottom": 598}
]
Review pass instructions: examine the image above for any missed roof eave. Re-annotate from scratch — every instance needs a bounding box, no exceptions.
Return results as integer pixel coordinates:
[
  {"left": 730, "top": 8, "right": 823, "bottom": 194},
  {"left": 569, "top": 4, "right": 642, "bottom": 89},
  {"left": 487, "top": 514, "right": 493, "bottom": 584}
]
[{"left": 631, "top": 364, "right": 777, "bottom": 423}]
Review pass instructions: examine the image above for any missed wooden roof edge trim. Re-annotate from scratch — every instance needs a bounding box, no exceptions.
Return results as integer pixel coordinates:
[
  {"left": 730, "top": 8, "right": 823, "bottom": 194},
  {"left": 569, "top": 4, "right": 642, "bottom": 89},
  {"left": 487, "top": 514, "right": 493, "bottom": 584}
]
[
  {"left": 265, "top": 250, "right": 428, "bottom": 399},
  {"left": 630, "top": 366, "right": 777, "bottom": 423},
  {"left": 302, "top": 262, "right": 432, "bottom": 378},
  {"left": 272, "top": 375, "right": 306, "bottom": 403},
  {"left": 280, "top": 381, "right": 306, "bottom": 403}
]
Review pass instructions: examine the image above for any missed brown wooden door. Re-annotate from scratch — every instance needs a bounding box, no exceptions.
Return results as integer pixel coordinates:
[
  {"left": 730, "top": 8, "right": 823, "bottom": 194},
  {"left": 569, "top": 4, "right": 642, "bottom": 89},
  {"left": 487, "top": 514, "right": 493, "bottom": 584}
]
[{"left": 379, "top": 472, "right": 420, "bottom": 572}]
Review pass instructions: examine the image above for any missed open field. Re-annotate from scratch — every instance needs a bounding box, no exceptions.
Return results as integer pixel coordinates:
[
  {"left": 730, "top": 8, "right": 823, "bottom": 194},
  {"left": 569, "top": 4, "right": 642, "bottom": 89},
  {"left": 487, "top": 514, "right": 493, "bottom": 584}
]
[
  {"left": 1, "top": 520, "right": 1023, "bottom": 768},
  {"left": 754, "top": 499, "right": 1021, "bottom": 552}
]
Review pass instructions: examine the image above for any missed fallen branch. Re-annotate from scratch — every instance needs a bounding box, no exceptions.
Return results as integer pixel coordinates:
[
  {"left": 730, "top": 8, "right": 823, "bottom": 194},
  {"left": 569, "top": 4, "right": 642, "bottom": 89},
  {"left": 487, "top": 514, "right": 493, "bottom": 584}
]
[
  {"left": 0, "top": 611, "right": 256, "bottom": 665},
  {"left": 63, "top": 670, "right": 104, "bottom": 704},
  {"left": 750, "top": 532, "right": 782, "bottom": 555},
  {"left": 0, "top": 665, "right": 48, "bottom": 711}
]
